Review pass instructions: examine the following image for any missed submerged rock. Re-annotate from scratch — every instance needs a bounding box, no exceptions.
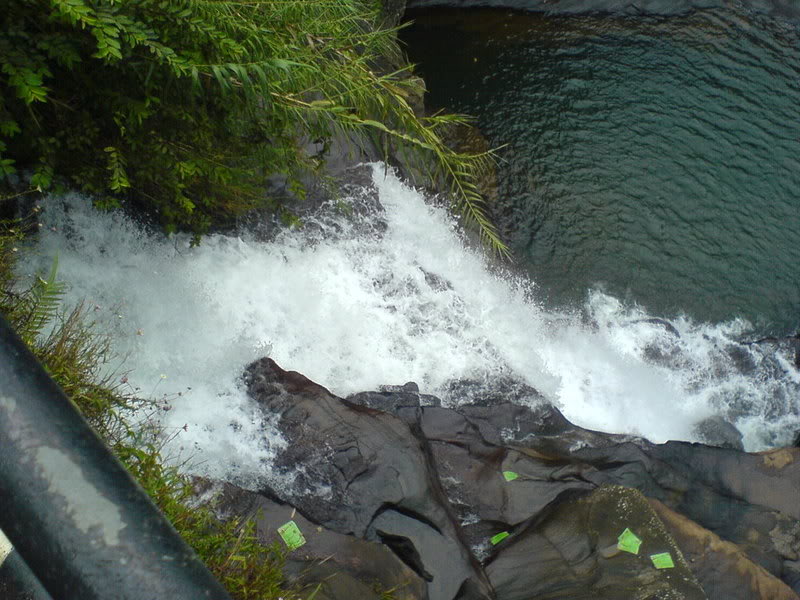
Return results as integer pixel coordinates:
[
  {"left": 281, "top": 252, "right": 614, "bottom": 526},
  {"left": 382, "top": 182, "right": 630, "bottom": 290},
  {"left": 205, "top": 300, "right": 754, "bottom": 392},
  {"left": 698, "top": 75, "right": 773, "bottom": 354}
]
[{"left": 692, "top": 415, "right": 745, "bottom": 451}]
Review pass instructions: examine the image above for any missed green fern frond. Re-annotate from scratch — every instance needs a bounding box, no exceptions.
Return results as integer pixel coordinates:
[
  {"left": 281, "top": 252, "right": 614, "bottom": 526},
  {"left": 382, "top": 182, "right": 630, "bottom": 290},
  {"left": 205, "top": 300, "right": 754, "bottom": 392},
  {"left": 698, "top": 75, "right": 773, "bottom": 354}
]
[{"left": 19, "top": 255, "right": 66, "bottom": 345}]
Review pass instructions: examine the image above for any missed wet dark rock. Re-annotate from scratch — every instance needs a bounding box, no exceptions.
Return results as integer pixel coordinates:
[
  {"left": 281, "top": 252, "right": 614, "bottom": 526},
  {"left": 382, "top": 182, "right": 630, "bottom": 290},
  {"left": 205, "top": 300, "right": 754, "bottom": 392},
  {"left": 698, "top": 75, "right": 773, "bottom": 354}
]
[
  {"left": 725, "top": 343, "right": 759, "bottom": 375},
  {"left": 420, "top": 268, "right": 454, "bottom": 292},
  {"left": 367, "top": 509, "right": 476, "bottom": 600},
  {"left": 486, "top": 486, "right": 707, "bottom": 599},
  {"left": 238, "top": 357, "right": 800, "bottom": 599},
  {"left": 744, "top": 332, "right": 800, "bottom": 370},
  {"left": 642, "top": 342, "right": 680, "bottom": 367},
  {"left": 650, "top": 499, "right": 800, "bottom": 600},
  {"left": 566, "top": 443, "right": 800, "bottom": 594},
  {"left": 348, "top": 382, "right": 441, "bottom": 415},
  {"left": 631, "top": 317, "right": 681, "bottom": 337},
  {"left": 692, "top": 415, "right": 745, "bottom": 451},
  {"left": 379, "top": 0, "right": 409, "bottom": 27},
  {"left": 346, "top": 382, "right": 441, "bottom": 427},
  {"left": 202, "top": 480, "right": 428, "bottom": 600},
  {"left": 443, "top": 375, "right": 545, "bottom": 407},
  {"left": 247, "top": 164, "right": 388, "bottom": 242},
  {"left": 244, "top": 357, "right": 493, "bottom": 600}
]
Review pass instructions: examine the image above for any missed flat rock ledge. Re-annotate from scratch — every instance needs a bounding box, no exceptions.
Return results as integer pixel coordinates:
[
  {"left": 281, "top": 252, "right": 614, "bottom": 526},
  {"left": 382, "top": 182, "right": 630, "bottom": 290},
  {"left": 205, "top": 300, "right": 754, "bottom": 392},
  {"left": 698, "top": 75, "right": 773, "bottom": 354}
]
[{"left": 199, "top": 357, "right": 800, "bottom": 600}]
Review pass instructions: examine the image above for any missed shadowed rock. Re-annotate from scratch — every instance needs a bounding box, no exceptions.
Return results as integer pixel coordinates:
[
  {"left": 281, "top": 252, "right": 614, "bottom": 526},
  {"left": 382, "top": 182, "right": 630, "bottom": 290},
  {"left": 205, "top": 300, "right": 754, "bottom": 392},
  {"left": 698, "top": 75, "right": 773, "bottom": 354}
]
[
  {"left": 692, "top": 415, "right": 745, "bottom": 451},
  {"left": 650, "top": 499, "right": 800, "bottom": 600},
  {"left": 238, "top": 357, "right": 800, "bottom": 598},
  {"left": 206, "top": 480, "right": 428, "bottom": 600},
  {"left": 244, "top": 357, "right": 493, "bottom": 600}
]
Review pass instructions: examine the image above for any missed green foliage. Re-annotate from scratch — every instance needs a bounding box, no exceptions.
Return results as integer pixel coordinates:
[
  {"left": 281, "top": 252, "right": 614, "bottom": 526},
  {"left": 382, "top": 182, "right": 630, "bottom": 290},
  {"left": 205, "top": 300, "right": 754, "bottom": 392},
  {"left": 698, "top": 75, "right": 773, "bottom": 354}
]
[
  {"left": 0, "top": 241, "right": 133, "bottom": 439},
  {"left": 0, "top": 0, "right": 506, "bottom": 252},
  {"left": 0, "top": 220, "right": 22, "bottom": 295},
  {"left": 121, "top": 433, "right": 300, "bottom": 600},
  {"left": 14, "top": 255, "right": 65, "bottom": 345},
  {"left": 0, "top": 230, "right": 304, "bottom": 599}
]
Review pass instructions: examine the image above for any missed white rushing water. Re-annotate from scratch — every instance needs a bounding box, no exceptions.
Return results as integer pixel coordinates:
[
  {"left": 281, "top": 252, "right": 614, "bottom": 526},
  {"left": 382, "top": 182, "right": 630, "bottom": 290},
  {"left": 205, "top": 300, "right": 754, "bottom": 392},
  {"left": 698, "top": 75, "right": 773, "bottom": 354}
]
[{"left": 16, "top": 165, "right": 800, "bottom": 483}]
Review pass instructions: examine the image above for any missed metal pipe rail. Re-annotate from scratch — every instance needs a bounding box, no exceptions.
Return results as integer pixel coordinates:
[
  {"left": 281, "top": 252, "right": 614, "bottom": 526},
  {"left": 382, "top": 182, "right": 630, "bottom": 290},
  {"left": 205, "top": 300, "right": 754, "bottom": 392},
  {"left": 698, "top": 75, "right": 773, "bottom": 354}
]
[
  {"left": 0, "top": 529, "right": 53, "bottom": 599},
  {"left": 0, "top": 315, "right": 233, "bottom": 600}
]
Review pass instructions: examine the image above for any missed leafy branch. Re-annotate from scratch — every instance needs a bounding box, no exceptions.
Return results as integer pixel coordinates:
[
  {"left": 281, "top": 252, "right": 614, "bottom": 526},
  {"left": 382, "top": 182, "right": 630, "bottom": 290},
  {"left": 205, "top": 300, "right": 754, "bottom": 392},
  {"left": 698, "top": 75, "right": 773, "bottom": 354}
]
[{"left": 0, "top": 0, "right": 507, "bottom": 253}]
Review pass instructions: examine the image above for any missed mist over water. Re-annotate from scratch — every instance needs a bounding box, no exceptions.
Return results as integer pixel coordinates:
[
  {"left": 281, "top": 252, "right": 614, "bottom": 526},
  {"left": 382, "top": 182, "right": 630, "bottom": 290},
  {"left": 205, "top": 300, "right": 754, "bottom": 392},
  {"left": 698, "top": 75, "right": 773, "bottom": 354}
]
[{"left": 16, "top": 166, "right": 800, "bottom": 485}]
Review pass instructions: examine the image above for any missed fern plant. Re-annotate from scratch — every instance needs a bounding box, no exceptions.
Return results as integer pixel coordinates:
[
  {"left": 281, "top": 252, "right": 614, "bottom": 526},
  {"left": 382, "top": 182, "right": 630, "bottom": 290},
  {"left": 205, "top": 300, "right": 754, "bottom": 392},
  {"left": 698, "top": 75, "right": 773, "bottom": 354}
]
[{"left": 15, "top": 255, "right": 66, "bottom": 347}]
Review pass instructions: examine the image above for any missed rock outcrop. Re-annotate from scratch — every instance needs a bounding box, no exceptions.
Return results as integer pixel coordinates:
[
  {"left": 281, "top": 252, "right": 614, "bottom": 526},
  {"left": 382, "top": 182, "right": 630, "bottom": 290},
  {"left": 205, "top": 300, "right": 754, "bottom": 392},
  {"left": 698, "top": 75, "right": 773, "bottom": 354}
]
[{"left": 211, "top": 357, "right": 800, "bottom": 600}]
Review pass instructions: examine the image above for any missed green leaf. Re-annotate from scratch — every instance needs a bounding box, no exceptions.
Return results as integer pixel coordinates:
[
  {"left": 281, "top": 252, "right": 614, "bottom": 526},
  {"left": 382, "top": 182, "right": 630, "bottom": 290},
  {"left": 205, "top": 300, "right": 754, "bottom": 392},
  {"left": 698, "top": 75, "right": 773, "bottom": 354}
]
[
  {"left": 650, "top": 552, "right": 675, "bottom": 569},
  {"left": 490, "top": 531, "right": 510, "bottom": 545},
  {"left": 617, "top": 528, "right": 642, "bottom": 555}
]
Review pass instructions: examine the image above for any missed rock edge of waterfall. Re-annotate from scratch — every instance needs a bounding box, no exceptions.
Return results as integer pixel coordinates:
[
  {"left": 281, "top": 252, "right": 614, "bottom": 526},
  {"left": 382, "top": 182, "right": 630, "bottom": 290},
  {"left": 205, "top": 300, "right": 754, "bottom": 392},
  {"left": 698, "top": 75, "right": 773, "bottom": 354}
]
[{"left": 193, "top": 356, "right": 800, "bottom": 600}]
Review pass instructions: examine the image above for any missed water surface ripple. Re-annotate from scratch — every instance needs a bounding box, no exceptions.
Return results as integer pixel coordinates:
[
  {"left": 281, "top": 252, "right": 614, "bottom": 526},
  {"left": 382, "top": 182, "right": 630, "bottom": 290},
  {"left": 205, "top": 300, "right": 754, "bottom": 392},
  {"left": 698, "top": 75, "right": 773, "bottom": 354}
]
[{"left": 403, "top": 6, "right": 800, "bottom": 331}]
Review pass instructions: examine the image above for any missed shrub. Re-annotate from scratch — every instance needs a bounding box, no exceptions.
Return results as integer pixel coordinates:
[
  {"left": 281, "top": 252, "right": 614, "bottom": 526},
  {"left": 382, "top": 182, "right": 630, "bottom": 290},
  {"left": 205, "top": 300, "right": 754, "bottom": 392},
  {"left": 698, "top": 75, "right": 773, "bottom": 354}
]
[{"left": 0, "top": 0, "right": 505, "bottom": 251}]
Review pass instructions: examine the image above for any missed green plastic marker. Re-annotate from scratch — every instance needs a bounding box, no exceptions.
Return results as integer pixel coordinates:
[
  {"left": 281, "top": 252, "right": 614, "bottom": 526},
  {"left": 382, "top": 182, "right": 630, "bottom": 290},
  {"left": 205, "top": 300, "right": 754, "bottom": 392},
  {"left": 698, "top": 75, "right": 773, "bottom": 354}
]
[
  {"left": 490, "top": 531, "right": 510, "bottom": 545},
  {"left": 277, "top": 520, "right": 306, "bottom": 551},
  {"left": 617, "top": 528, "right": 642, "bottom": 554},
  {"left": 502, "top": 471, "right": 519, "bottom": 482},
  {"left": 650, "top": 552, "right": 674, "bottom": 569}
]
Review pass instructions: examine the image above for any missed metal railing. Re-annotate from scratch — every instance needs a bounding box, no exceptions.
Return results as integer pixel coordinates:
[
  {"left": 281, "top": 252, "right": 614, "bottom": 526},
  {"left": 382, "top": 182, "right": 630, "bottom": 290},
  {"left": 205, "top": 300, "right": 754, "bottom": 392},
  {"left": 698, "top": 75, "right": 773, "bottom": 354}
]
[{"left": 0, "top": 315, "right": 233, "bottom": 600}]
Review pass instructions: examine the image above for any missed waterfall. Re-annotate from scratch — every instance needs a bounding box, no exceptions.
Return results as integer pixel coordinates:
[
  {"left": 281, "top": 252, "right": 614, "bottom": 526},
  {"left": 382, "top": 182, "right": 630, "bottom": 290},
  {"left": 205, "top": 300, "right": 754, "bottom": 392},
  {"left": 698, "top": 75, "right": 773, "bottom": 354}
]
[{"left": 16, "top": 164, "right": 799, "bottom": 485}]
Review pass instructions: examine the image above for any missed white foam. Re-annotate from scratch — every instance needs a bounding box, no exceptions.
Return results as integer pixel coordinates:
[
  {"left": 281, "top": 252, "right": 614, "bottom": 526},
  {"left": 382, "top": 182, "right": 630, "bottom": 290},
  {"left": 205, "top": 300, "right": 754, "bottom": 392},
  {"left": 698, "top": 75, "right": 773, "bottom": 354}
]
[{"left": 16, "top": 165, "right": 800, "bottom": 483}]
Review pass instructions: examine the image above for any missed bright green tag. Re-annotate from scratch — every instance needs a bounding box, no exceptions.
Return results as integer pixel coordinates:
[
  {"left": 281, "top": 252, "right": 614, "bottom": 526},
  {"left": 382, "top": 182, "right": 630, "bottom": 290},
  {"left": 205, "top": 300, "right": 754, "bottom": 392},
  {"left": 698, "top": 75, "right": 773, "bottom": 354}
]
[
  {"left": 650, "top": 552, "right": 674, "bottom": 569},
  {"left": 277, "top": 520, "right": 306, "bottom": 551},
  {"left": 502, "top": 471, "right": 519, "bottom": 481},
  {"left": 617, "top": 528, "right": 642, "bottom": 554},
  {"left": 490, "top": 531, "right": 510, "bottom": 545}
]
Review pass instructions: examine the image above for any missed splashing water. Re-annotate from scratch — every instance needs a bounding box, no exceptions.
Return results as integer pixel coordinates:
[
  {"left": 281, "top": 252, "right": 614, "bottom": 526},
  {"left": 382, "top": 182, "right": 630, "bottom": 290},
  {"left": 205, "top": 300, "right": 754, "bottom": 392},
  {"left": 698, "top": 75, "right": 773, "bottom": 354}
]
[{"left": 16, "top": 165, "right": 799, "bottom": 483}]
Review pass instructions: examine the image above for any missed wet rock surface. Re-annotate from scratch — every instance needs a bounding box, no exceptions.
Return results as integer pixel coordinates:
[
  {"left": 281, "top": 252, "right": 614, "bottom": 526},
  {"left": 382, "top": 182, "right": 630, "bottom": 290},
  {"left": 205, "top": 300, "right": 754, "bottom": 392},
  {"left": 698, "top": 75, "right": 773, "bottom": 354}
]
[
  {"left": 650, "top": 499, "right": 800, "bottom": 600},
  {"left": 228, "top": 357, "right": 800, "bottom": 600},
  {"left": 244, "top": 358, "right": 493, "bottom": 599},
  {"left": 203, "top": 480, "right": 428, "bottom": 600},
  {"left": 691, "top": 415, "right": 745, "bottom": 450},
  {"left": 485, "top": 486, "right": 706, "bottom": 600}
]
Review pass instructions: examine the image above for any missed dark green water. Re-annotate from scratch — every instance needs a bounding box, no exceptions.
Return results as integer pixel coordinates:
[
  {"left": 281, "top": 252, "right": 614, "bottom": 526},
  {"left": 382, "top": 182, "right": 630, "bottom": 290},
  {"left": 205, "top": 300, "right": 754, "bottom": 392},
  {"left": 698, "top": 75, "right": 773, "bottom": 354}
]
[{"left": 402, "top": 7, "right": 800, "bottom": 333}]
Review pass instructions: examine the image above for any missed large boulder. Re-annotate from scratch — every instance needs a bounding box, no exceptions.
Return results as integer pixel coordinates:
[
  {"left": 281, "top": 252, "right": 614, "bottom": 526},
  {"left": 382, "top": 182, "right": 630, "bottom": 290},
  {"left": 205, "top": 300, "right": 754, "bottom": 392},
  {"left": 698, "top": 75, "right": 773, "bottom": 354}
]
[
  {"left": 244, "top": 357, "right": 493, "bottom": 600},
  {"left": 485, "top": 486, "right": 707, "bottom": 600},
  {"left": 350, "top": 375, "right": 800, "bottom": 597},
  {"left": 650, "top": 499, "right": 799, "bottom": 600},
  {"left": 240, "top": 358, "right": 800, "bottom": 599}
]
